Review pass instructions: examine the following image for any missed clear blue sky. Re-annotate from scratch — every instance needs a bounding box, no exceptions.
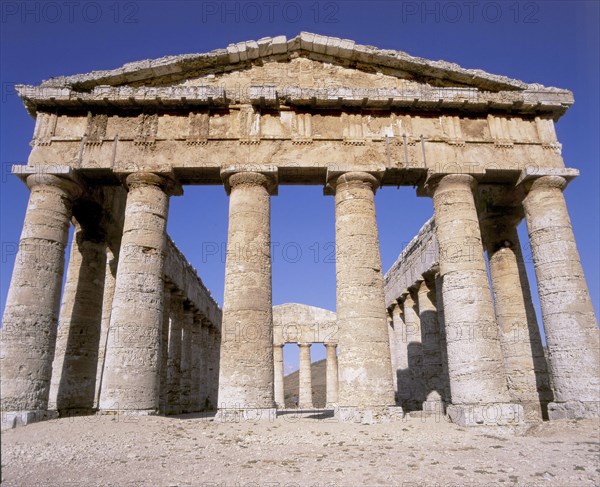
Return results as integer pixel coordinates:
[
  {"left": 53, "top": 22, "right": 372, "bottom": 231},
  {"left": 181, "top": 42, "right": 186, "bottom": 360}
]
[{"left": 1, "top": 1, "right": 598, "bottom": 371}]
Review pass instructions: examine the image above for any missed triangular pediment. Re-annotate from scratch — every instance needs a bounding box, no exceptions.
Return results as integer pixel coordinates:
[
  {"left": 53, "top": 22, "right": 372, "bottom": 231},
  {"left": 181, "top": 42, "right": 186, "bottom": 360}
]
[
  {"left": 35, "top": 32, "right": 536, "bottom": 91},
  {"left": 16, "top": 32, "right": 573, "bottom": 119}
]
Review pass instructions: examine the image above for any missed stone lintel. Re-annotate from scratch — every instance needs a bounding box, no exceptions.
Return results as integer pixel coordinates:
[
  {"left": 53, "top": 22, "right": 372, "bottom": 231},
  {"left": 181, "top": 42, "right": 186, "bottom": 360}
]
[
  {"left": 220, "top": 165, "right": 278, "bottom": 195},
  {"left": 516, "top": 167, "right": 579, "bottom": 187}
]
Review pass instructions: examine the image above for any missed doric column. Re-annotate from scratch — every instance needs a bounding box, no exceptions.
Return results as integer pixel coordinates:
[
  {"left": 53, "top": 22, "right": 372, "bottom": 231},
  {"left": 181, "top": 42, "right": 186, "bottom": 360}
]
[
  {"left": 328, "top": 171, "right": 397, "bottom": 421},
  {"left": 99, "top": 172, "right": 179, "bottom": 413},
  {"left": 198, "top": 324, "right": 210, "bottom": 410},
  {"left": 298, "top": 343, "right": 313, "bottom": 409},
  {"left": 427, "top": 173, "right": 520, "bottom": 426},
  {"left": 273, "top": 344, "right": 285, "bottom": 408},
  {"left": 217, "top": 171, "right": 276, "bottom": 418},
  {"left": 1, "top": 173, "right": 81, "bottom": 427},
  {"left": 483, "top": 214, "right": 553, "bottom": 421},
  {"left": 417, "top": 277, "right": 445, "bottom": 412},
  {"left": 180, "top": 303, "right": 194, "bottom": 413},
  {"left": 94, "top": 248, "right": 117, "bottom": 410},
  {"left": 159, "top": 283, "right": 172, "bottom": 415},
  {"left": 207, "top": 327, "right": 221, "bottom": 410},
  {"left": 190, "top": 314, "right": 204, "bottom": 412},
  {"left": 433, "top": 272, "right": 452, "bottom": 404},
  {"left": 48, "top": 217, "right": 107, "bottom": 415},
  {"left": 325, "top": 343, "right": 339, "bottom": 408},
  {"left": 390, "top": 302, "right": 406, "bottom": 405},
  {"left": 387, "top": 314, "right": 398, "bottom": 395},
  {"left": 400, "top": 291, "right": 426, "bottom": 411},
  {"left": 167, "top": 291, "right": 184, "bottom": 415},
  {"left": 522, "top": 175, "right": 600, "bottom": 419}
]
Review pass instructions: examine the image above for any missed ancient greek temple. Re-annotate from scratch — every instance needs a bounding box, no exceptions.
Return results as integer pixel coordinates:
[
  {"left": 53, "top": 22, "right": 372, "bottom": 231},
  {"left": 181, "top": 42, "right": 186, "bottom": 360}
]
[{"left": 1, "top": 33, "right": 598, "bottom": 429}]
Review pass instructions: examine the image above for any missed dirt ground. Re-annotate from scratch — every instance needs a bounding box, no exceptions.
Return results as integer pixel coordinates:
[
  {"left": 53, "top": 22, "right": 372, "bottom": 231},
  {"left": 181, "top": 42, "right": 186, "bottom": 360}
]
[{"left": 1, "top": 412, "right": 599, "bottom": 487}]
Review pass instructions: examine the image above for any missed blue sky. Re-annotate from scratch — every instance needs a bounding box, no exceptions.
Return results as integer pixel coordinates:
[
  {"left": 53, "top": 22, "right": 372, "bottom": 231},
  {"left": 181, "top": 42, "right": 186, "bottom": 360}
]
[{"left": 1, "top": 1, "right": 599, "bottom": 371}]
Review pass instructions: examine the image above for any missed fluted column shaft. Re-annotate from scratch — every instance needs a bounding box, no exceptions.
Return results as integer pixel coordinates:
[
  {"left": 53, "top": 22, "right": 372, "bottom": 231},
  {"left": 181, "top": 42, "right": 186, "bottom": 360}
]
[
  {"left": 429, "top": 173, "right": 516, "bottom": 425},
  {"left": 273, "top": 345, "right": 285, "bottom": 408},
  {"left": 298, "top": 343, "right": 313, "bottom": 409},
  {"left": 99, "top": 173, "right": 176, "bottom": 412},
  {"left": 198, "top": 325, "right": 210, "bottom": 409},
  {"left": 523, "top": 176, "right": 599, "bottom": 418},
  {"left": 485, "top": 217, "right": 552, "bottom": 420},
  {"left": 391, "top": 302, "right": 406, "bottom": 405},
  {"left": 1, "top": 174, "right": 80, "bottom": 419},
  {"left": 325, "top": 343, "right": 339, "bottom": 407},
  {"left": 417, "top": 279, "right": 445, "bottom": 410},
  {"left": 330, "top": 171, "right": 395, "bottom": 410},
  {"left": 49, "top": 221, "right": 107, "bottom": 413},
  {"left": 218, "top": 172, "right": 275, "bottom": 411}
]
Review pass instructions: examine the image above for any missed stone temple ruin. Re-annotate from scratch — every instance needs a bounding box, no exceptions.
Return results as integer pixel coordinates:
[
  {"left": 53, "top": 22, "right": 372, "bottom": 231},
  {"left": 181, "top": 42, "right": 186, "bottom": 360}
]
[{"left": 1, "top": 33, "right": 598, "bottom": 429}]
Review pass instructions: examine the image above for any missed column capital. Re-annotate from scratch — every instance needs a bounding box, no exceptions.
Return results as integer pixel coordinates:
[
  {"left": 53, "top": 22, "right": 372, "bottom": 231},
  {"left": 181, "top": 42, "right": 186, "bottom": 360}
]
[
  {"left": 423, "top": 171, "right": 478, "bottom": 196},
  {"left": 516, "top": 167, "right": 578, "bottom": 190},
  {"left": 324, "top": 342, "right": 337, "bottom": 349},
  {"left": 325, "top": 170, "right": 381, "bottom": 195},
  {"left": 521, "top": 175, "right": 568, "bottom": 194},
  {"left": 298, "top": 342, "right": 312, "bottom": 348},
  {"left": 25, "top": 173, "right": 83, "bottom": 199},
  {"left": 220, "top": 167, "right": 278, "bottom": 195},
  {"left": 124, "top": 172, "right": 182, "bottom": 196}
]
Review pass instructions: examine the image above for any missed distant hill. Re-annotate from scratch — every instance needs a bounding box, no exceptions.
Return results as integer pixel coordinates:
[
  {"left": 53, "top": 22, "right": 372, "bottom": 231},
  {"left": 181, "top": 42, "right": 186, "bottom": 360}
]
[{"left": 283, "top": 358, "right": 326, "bottom": 408}]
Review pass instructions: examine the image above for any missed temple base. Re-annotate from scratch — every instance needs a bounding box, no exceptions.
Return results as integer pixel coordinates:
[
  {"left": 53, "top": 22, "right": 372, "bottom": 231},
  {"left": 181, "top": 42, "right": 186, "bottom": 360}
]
[
  {"left": 335, "top": 406, "right": 404, "bottom": 424},
  {"left": 215, "top": 407, "right": 277, "bottom": 422},
  {"left": 548, "top": 401, "right": 600, "bottom": 420},
  {"left": 447, "top": 403, "right": 524, "bottom": 427},
  {"left": 1, "top": 410, "right": 59, "bottom": 431}
]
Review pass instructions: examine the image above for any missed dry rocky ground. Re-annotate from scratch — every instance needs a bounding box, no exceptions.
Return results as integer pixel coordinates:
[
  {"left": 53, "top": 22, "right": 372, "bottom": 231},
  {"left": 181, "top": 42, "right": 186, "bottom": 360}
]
[{"left": 1, "top": 412, "right": 599, "bottom": 487}]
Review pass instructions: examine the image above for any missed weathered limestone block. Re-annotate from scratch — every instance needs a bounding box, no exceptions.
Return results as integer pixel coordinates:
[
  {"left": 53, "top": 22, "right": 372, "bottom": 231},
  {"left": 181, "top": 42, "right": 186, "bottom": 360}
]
[
  {"left": 180, "top": 304, "right": 194, "bottom": 413},
  {"left": 273, "top": 345, "right": 285, "bottom": 408},
  {"left": 522, "top": 176, "right": 600, "bottom": 419},
  {"left": 329, "top": 171, "right": 397, "bottom": 421},
  {"left": 99, "top": 172, "right": 178, "bottom": 413},
  {"left": 428, "top": 173, "right": 521, "bottom": 426},
  {"left": 48, "top": 221, "right": 107, "bottom": 415},
  {"left": 167, "top": 291, "right": 184, "bottom": 415},
  {"left": 217, "top": 171, "right": 276, "bottom": 415},
  {"left": 398, "top": 291, "right": 426, "bottom": 411},
  {"left": 1, "top": 174, "right": 81, "bottom": 428},
  {"left": 417, "top": 278, "right": 446, "bottom": 411},
  {"left": 298, "top": 343, "right": 314, "bottom": 409},
  {"left": 325, "top": 343, "right": 339, "bottom": 408},
  {"left": 484, "top": 216, "right": 553, "bottom": 420}
]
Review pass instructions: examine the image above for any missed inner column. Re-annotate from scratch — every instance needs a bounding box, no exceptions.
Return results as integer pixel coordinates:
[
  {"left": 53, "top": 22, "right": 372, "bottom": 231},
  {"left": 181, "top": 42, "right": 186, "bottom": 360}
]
[
  {"left": 217, "top": 171, "right": 276, "bottom": 419},
  {"left": 328, "top": 171, "right": 397, "bottom": 421},
  {"left": 298, "top": 343, "right": 314, "bottom": 409},
  {"left": 427, "top": 173, "right": 521, "bottom": 426}
]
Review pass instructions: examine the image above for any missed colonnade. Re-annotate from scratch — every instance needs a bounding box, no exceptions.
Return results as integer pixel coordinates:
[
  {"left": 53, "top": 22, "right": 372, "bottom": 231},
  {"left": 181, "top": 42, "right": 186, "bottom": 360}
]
[
  {"left": 385, "top": 171, "right": 599, "bottom": 424},
  {"left": 1, "top": 166, "right": 598, "bottom": 427}
]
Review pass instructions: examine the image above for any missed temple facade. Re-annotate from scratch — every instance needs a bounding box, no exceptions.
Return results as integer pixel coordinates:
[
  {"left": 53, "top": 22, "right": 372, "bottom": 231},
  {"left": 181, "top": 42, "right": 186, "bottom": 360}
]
[{"left": 1, "top": 33, "right": 598, "bottom": 428}]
